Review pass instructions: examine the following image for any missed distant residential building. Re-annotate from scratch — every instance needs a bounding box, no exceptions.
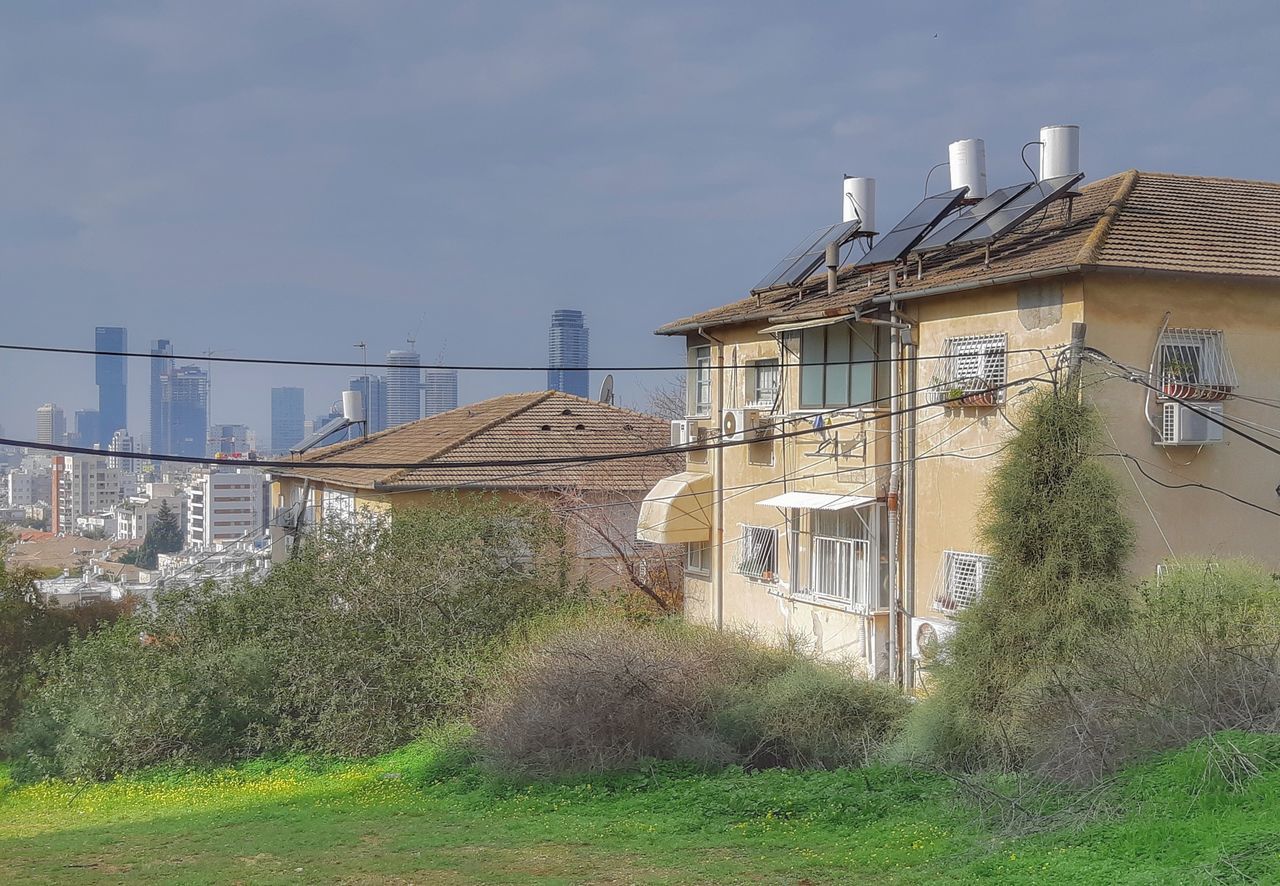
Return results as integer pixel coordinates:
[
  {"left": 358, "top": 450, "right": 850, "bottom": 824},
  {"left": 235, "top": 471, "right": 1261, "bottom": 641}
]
[
  {"left": 113, "top": 482, "right": 186, "bottom": 542},
  {"left": 385, "top": 349, "right": 422, "bottom": 428},
  {"left": 95, "top": 326, "right": 128, "bottom": 446},
  {"left": 35, "top": 404, "right": 66, "bottom": 446},
  {"left": 186, "top": 468, "right": 266, "bottom": 550},
  {"left": 6, "top": 466, "right": 50, "bottom": 507},
  {"left": 51, "top": 455, "right": 123, "bottom": 535},
  {"left": 348, "top": 375, "right": 387, "bottom": 436},
  {"left": 271, "top": 387, "right": 306, "bottom": 453},
  {"left": 149, "top": 339, "right": 174, "bottom": 458},
  {"left": 424, "top": 368, "right": 459, "bottom": 417},
  {"left": 210, "top": 423, "right": 255, "bottom": 455},
  {"left": 170, "top": 365, "right": 210, "bottom": 458},
  {"left": 547, "top": 309, "right": 590, "bottom": 398},
  {"left": 108, "top": 430, "right": 139, "bottom": 494},
  {"left": 71, "top": 409, "right": 101, "bottom": 449}
]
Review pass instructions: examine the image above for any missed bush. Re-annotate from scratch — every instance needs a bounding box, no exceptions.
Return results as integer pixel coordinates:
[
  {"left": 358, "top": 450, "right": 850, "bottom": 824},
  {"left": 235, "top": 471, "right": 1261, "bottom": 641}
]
[
  {"left": 475, "top": 612, "right": 907, "bottom": 774},
  {"left": 8, "top": 498, "right": 581, "bottom": 780},
  {"left": 1027, "top": 561, "right": 1280, "bottom": 783}
]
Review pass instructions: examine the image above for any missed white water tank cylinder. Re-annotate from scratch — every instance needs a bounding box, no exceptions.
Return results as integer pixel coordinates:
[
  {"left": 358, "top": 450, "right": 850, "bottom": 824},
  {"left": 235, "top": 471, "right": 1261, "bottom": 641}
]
[
  {"left": 948, "top": 138, "right": 987, "bottom": 199},
  {"left": 342, "top": 390, "right": 365, "bottom": 423},
  {"left": 842, "top": 175, "right": 876, "bottom": 231},
  {"left": 1039, "top": 124, "right": 1080, "bottom": 180}
]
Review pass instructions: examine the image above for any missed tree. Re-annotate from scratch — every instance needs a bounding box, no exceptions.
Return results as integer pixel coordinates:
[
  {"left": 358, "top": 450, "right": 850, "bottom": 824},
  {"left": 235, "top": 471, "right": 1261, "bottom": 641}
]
[
  {"left": 122, "top": 502, "right": 184, "bottom": 570},
  {"left": 929, "top": 388, "right": 1135, "bottom": 767}
]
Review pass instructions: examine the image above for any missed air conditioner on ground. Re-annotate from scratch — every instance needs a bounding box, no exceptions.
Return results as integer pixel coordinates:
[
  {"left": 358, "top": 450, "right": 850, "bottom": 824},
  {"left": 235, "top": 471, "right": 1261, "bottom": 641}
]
[
  {"left": 722, "top": 408, "right": 766, "bottom": 443},
  {"left": 1159, "top": 402, "right": 1225, "bottom": 446},
  {"left": 670, "top": 419, "right": 702, "bottom": 447}
]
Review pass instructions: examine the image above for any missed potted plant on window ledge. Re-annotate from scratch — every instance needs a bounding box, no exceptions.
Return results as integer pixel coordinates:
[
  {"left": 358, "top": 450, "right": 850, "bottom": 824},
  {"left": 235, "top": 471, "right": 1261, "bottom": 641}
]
[
  {"left": 1162, "top": 360, "right": 1231, "bottom": 401},
  {"left": 942, "top": 379, "right": 998, "bottom": 408}
]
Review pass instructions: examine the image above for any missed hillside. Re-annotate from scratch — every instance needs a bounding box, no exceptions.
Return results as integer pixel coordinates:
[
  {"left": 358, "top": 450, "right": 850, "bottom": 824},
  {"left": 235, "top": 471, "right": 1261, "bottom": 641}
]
[{"left": 3, "top": 733, "right": 1278, "bottom": 884}]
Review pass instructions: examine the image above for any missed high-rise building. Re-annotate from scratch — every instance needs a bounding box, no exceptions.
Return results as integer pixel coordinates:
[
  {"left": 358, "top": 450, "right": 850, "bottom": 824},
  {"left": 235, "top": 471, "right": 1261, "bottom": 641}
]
[
  {"left": 385, "top": 349, "right": 422, "bottom": 428},
  {"left": 424, "top": 368, "right": 459, "bottom": 416},
  {"left": 36, "top": 404, "right": 67, "bottom": 446},
  {"left": 547, "top": 309, "right": 590, "bottom": 398},
  {"left": 71, "top": 409, "right": 100, "bottom": 449},
  {"left": 271, "top": 387, "right": 306, "bottom": 453},
  {"left": 149, "top": 339, "right": 174, "bottom": 458},
  {"left": 347, "top": 375, "right": 387, "bottom": 436},
  {"left": 170, "top": 365, "right": 210, "bottom": 458},
  {"left": 95, "top": 326, "right": 128, "bottom": 446},
  {"left": 210, "top": 423, "right": 255, "bottom": 455}
]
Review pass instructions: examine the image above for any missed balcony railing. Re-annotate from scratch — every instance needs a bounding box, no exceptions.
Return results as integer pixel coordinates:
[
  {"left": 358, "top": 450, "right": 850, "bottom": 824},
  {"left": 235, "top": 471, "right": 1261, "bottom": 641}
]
[{"left": 809, "top": 535, "right": 872, "bottom": 612}]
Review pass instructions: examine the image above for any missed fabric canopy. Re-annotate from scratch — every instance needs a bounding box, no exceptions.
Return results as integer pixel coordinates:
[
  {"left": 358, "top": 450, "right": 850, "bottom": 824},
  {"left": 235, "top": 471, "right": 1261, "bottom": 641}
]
[
  {"left": 636, "top": 471, "right": 713, "bottom": 543},
  {"left": 755, "top": 491, "right": 875, "bottom": 511}
]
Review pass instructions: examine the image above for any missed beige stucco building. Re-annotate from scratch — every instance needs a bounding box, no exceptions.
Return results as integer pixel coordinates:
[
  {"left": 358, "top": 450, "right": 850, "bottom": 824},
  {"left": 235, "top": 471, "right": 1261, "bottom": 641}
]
[{"left": 638, "top": 169, "right": 1280, "bottom": 685}]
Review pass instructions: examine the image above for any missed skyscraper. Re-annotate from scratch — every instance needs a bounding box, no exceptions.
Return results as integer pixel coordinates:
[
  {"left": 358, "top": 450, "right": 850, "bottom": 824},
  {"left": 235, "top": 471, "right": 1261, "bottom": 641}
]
[
  {"left": 95, "top": 326, "right": 128, "bottom": 446},
  {"left": 72, "top": 409, "right": 101, "bottom": 449},
  {"left": 347, "top": 375, "right": 387, "bottom": 436},
  {"left": 170, "top": 365, "right": 210, "bottom": 458},
  {"left": 423, "top": 368, "right": 459, "bottom": 416},
  {"left": 271, "top": 387, "right": 305, "bottom": 452},
  {"left": 209, "top": 423, "right": 255, "bottom": 455},
  {"left": 35, "top": 404, "right": 66, "bottom": 446},
  {"left": 547, "top": 309, "right": 589, "bottom": 398},
  {"left": 150, "top": 339, "right": 174, "bottom": 457},
  {"left": 385, "top": 349, "right": 422, "bottom": 428}
]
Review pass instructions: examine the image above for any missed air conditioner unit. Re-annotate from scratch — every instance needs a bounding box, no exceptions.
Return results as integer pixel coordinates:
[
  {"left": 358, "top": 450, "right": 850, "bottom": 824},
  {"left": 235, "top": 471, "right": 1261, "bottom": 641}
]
[
  {"left": 911, "top": 617, "right": 952, "bottom": 660},
  {"left": 670, "top": 419, "right": 701, "bottom": 447},
  {"left": 722, "top": 408, "right": 765, "bottom": 443},
  {"left": 1159, "top": 402, "right": 1225, "bottom": 446}
]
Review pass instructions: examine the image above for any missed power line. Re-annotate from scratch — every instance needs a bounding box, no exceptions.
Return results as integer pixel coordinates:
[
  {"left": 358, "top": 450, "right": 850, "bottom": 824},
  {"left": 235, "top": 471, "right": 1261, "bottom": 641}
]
[
  {"left": 1095, "top": 451, "right": 1280, "bottom": 519},
  {"left": 0, "top": 341, "right": 1053, "bottom": 373},
  {"left": 0, "top": 370, "right": 1058, "bottom": 472}
]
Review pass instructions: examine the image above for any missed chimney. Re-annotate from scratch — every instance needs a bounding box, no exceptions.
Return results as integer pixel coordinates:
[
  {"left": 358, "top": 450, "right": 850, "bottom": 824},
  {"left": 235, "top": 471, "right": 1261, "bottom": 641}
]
[
  {"left": 948, "top": 139, "right": 987, "bottom": 199},
  {"left": 842, "top": 176, "right": 876, "bottom": 232},
  {"left": 1039, "top": 124, "right": 1080, "bottom": 180}
]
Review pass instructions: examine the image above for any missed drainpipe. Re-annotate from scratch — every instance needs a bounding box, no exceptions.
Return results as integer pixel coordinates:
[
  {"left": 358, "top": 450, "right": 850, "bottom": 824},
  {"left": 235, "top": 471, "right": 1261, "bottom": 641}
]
[
  {"left": 699, "top": 326, "right": 727, "bottom": 631},
  {"left": 887, "top": 274, "right": 902, "bottom": 686},
  {"left": 903, "top": 322, "right": 918, "bottom": 690}
]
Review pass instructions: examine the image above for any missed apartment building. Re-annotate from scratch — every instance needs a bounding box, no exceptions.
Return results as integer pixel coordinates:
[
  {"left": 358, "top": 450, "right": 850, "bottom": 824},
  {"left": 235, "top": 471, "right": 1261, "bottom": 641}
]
[
  {"left": 638, "top": 133, "right": 1280, "bottom": 684},
  {"left": 186, "top": 468, "right": 266, "bottom": 550},
  {"left": 51, "top": 455, "right": 124, "bottom": 535}
]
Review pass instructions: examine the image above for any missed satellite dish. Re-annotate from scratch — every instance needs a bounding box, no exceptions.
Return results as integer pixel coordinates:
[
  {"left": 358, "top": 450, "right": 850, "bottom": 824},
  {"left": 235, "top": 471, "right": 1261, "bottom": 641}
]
[{"left": 598, "top": 374, "right": 615, "bottom": 405}]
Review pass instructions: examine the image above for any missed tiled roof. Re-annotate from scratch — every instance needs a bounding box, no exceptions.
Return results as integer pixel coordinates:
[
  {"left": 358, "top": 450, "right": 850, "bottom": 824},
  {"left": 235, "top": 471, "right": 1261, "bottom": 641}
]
[
  {"left": 274, "top": 391, "right": 679, "bottom": 493},
  {"left": 657, "top": 170, "right": 1280, "bottom": 334}
]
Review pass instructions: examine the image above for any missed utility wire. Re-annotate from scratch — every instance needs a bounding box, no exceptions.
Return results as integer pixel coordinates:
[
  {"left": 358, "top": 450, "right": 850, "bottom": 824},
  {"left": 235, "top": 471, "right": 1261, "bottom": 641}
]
[
  {"left": 0, "top": 370, "right": 1058, "bottom": 472},
  {"left": 0, "top": 341, "right": 1053, "bottom": 373}
]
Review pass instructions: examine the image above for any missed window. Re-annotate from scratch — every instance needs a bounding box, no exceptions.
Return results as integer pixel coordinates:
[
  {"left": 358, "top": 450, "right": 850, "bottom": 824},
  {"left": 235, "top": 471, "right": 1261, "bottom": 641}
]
[
  {"left": 734, "top": 524, "right": 777, "bottom": 581},
  {"left": 1156, "top": 328, "right": 1236, "bottom": 400},
  {"left": 748, "top": 359, "right": 780, "bottom": 407},
  {"left": 689, "top": 346, "right": 712, "bottom": 416},
  {"left": 932, "top": 334, "right": 1007, "bottom": 405},
  {"left": 798, "top": 324, "right": 882, "bottom": 409},
  {"left": 934, "top": 550, "right": 992, "bottom": 615},
  {"left": 686, "top": 540, "right": 710, "bottom": 575},
  {"left": 789, "top": 505, "right": 884, "bottom": 611}
]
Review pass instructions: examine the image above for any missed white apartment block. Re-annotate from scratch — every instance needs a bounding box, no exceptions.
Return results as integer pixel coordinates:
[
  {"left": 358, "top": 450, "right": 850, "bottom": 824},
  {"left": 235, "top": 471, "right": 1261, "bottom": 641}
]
[
  {"left": 6, "top": 467, "right": 50, "bottom": 507},
  {"left": 186, "top": 468, "right": 265, "bottom": 550},
  {"left": 113, "top": 483, "right": 187, "bottom": 541},
  {"left": 52, "top": 456, "right": 123, "bottom": 535}
]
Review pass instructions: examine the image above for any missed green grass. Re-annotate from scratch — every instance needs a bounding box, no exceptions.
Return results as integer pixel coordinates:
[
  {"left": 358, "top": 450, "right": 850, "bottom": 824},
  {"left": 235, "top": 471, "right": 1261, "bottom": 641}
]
[{"left": 3, "top": 732, "right": 1280, "bottom": 884}]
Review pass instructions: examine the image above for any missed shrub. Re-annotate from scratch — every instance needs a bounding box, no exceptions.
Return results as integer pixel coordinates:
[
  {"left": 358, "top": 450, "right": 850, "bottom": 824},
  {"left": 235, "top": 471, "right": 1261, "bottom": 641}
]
[
  {"left": 474, "top": 612, "right": 907, "bottom": 774},
  {"left": 8, "top": 497, "right": 581, "bottom": 780},
  {"left": 1027, "top": 561, "right": 1280, "bottom": 783}
]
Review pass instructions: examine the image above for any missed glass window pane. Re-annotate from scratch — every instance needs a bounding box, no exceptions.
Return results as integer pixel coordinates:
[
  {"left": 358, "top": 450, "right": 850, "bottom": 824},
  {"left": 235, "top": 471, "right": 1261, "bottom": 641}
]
[
  {"left": 851, "top": 326, "right": 876, "bottom": 405},
  {"left": 825, "top": 325, "right": 850, "bottom": 407},
  {"left": 800, "top": 328, "right": 825, "bottom": 408}
]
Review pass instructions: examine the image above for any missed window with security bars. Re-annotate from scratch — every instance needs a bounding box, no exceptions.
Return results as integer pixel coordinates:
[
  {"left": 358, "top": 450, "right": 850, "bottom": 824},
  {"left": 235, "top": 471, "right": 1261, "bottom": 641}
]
[
  {"left": 931, "top": 333, "right": 1007, "bottom": 405},
  {"left": 934, "top": 550, "right": 992, "bottom": 615},
  {"left": 1156, "top": 328, "right": 1236, "bottom": 401},
  {"left": 748, "top": 359, "right": 780, "bottom": 407},
  {"left": 734, "top": 524, "right": 777, "bottom": 581}
]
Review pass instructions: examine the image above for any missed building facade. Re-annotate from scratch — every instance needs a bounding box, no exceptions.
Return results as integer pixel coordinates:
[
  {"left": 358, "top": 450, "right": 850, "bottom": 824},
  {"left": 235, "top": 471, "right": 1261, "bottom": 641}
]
[
  {"left": 423, "top": 368, "right": 459, "bottom": 417},
  {"left": 170, "top": 365, "right": 210, "bottom": 458},
  {"left": 209, "top": 423, "right": 255, "bottom": 455},
  {"left": 186, "top": 468, "right": 266, "bottom": 550},
  {"left": 385, "top": 349, "right": 422, "bottom": 428},
  {"left": 51, "top": 455, "right": 123, "bottom": 535},
  {"left": 547, "top": 309, "right": 590, "bottom": 398},
  {"left": 270, "top": 387, "right": 305, "bottom": 453},
  {"left": 95, "top": 326, "right": 128, "bottom": 447},
  {"left": 149, "top": 339, "right": 174, "bottom": 458},
  {"left": 35, "top": 403, "right": 66, "bottom": 446},
  {"left": 638, "top": 168, "right": 1280, "bottom": 686}
]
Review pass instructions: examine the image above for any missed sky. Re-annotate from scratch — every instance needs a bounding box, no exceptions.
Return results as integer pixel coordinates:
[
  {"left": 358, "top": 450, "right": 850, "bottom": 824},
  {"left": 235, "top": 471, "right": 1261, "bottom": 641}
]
[{"left": 1, "top": 0, "right": 1277, "bottom": 444}]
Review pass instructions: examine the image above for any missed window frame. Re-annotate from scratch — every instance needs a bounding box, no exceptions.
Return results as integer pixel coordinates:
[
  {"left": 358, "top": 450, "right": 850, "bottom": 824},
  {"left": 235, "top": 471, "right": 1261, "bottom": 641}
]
[
  {"left": 797, "top": 323, "right": 882, "bottom": 410},
  {"left": 748, "top": 358, "right": 780, "bottom": 408},
  {"left": 933, "top": 333, "right": 1008, "bottom": 404},
  {"left": 734, "top": 524, "right": 778, "bottom": 582},
  {"left": 685, "top": 539, "right": 711, "bottom": 575},
  {"left": 934, "top": 550, "right": 993, "bottom": 615},
  {"left": 1155, "top": 328, "right": 1236, "bottom": 399},
  {"left": 689, "top": 346, "right": 713, "bottom": 417}
]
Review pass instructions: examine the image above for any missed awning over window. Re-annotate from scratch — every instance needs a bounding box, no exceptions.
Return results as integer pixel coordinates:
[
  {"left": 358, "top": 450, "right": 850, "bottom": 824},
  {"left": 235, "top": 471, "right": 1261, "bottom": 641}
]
[
  {"left": 637, "top": 471, "right": 713, "bottom": 543},
  {"left": 756, "top": 491, "right": 875, "bottom": 511},
  {"left": 758, "top": 315, "right": 853, "bottom": 335}
]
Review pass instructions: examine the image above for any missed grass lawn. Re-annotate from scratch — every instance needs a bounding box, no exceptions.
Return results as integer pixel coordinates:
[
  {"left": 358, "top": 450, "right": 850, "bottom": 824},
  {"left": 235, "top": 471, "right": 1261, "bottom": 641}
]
[{"left": 3, "top": 733, "right": 1280, "bottom": 884}]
